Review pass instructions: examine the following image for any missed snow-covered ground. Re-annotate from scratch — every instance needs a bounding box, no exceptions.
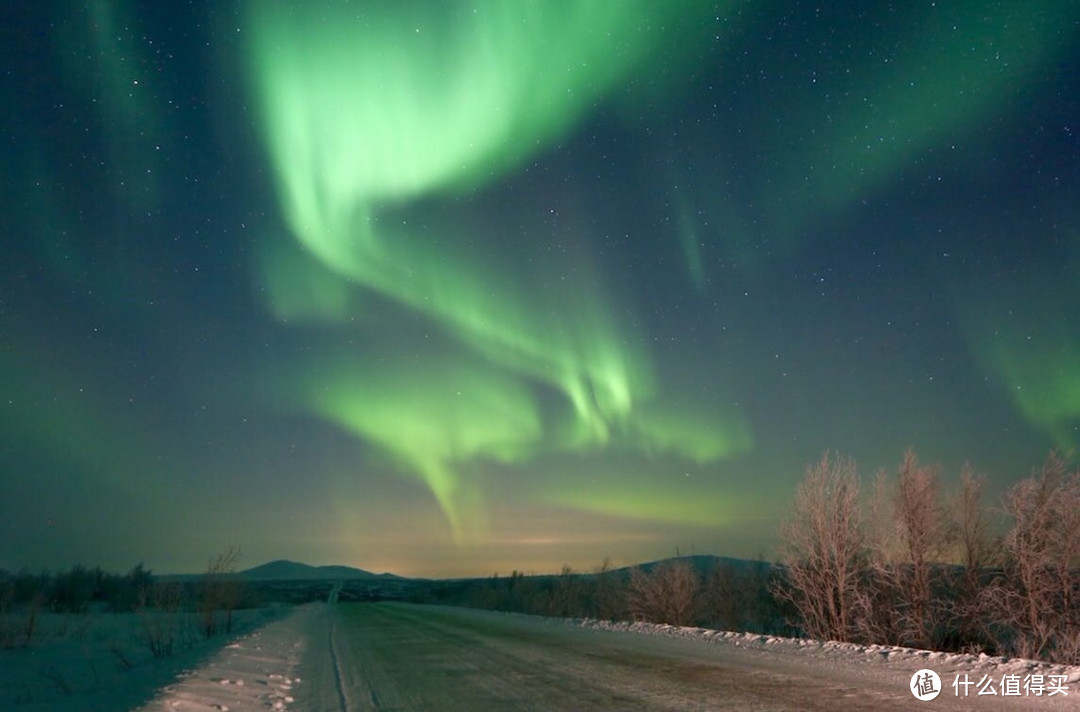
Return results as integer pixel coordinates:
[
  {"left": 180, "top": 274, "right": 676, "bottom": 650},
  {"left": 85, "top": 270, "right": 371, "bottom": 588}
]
[
  {"left": 131, "top": 606, "right": 310, "bottom": 712},
  {"left": 3, "top": 602, "right": 1079, "bottom": 710},
  {"left": 0, "top": 605, "right": 293, "bottom": 711}
]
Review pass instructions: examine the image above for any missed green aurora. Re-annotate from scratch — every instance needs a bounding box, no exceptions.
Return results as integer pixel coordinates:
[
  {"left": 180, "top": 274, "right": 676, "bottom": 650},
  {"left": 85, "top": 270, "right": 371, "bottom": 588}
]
[{"left": 245, "top": 0, "right": 752, "bottom": 540}]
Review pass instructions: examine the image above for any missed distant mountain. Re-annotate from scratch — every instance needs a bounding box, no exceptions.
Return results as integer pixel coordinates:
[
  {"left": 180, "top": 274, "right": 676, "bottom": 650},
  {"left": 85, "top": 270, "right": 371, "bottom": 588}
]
[
  {"left": 239, "top": 560, "right": 398, "bottom": 581},
  {"left": 502, "top": 555, "right": 774, "bottom": 583},
  {"left": 629, "top": 554, "right": 775, "bottom": 577}
]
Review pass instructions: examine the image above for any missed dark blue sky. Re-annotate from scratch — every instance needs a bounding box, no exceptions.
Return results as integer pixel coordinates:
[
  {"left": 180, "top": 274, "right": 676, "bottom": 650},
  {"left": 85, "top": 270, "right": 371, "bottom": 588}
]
[{"left": 2, "top": 0, "right": 1078, "bottom": 576}]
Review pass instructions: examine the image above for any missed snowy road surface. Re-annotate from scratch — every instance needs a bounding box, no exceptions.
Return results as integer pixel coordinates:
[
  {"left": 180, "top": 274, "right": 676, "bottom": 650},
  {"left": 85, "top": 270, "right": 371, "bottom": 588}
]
[
  {"left": 131, "top": 602, "right": 1080, "bottom": 711},
  {"left": 290, "top": 603, "right": 1077, "bottom": 711}
]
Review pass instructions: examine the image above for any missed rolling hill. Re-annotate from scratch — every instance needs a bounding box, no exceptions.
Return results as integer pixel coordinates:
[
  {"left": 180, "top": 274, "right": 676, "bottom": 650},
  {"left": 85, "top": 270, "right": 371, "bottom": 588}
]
[{"left": 238, "top": 559, "right": 398, "bottom": 581}]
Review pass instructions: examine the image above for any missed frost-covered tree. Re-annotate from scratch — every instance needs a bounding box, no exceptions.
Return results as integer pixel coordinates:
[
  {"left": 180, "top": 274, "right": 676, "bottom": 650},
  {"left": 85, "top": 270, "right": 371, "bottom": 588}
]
[{"left": 773, "top": 452, "right": 866, "bottom": 643}]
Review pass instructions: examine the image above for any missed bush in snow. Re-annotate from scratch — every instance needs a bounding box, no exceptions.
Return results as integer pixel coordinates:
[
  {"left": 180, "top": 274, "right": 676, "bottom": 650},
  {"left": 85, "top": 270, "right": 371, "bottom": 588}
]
[{"left": 136, "top": 580, "right": 184, "bottom": 658}]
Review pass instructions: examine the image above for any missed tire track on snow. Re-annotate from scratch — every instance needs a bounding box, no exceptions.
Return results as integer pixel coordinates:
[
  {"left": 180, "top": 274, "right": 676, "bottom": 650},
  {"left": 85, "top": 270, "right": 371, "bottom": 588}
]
[{"left": 328, "top": 622, "right": 350, "bottom": 712}]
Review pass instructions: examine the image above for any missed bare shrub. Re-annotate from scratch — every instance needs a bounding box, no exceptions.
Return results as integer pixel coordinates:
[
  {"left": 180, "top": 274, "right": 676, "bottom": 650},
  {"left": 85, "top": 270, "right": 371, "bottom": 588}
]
[
  {"left": 199, "top": 547, "right": 244, "bottom": 638},
  {"left": 109, "top": 643, "right": 135, "bottom": 669},
  {"left": 38, "top": 666, "right": 73, "bottom": 696},
  {"left": 137, "top": 580, "right": 183, "bottom": 658},
  {"left": 0, "top": 584, "right": 41, "bottom": 649},
  {"left": 627, "top": 560, "right": 698, "bottom": 626},
  {"left": 982, "top": 453, "right": 1080, "bottom": 663},
  {"left": 19, "top": 592, "right": 43, "bottom": 648},
  {"left": 0, "top": 581, "right": 14, "bottom": 649},
  {"left": 773, "top": 452, "right": 867, "bottom": 643}
]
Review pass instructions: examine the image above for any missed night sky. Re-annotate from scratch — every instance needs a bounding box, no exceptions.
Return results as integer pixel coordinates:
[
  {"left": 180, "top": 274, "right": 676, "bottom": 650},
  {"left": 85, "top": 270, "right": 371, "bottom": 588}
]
[{"left": 3, "top": 1, "right": 1079, "bottom": 577}]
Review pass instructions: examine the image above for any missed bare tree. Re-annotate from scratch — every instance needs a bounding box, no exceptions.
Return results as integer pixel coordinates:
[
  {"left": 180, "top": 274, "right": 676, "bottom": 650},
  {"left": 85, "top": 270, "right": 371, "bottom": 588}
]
[
  {"left": 857, "top": 468, "right": 903, "bottom": 645},
  {"left": 948, "top": 463, "right": 994, "bottom": 651},
  {"left": 897, "top": 451, "right": 950, "bottom": 645},
  {"left": 703, "top": 560, "right": 740, "bottom": 631},
  {"left": 954, "top": 464, "right": 993, "bottom": 585},
  {"left": 773, "top": 452, "right": 866, "bottom": 643},
  {"left": 545, "top": 564, "right": 580, "bottom": 618},
  {"left": 866, "top": 451, "right": 952, "bottom": 648},
  {"left": 983, "top": 453, "right": 1080, "bottom": 663},
  {"left": 589, "top": 557, "right": 625, "bottom": 621},
  {"left": 627, "top": 560, "right": 699, "bottom": 626}
]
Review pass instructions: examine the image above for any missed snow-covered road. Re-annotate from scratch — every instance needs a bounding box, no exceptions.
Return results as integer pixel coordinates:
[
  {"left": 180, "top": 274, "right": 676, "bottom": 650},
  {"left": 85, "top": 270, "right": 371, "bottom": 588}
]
[
  {"left": 290, "top": 603, "right": 1078, "bottom": 711},
  {"left": 130, "top": 602, "right": 1079, "bottom": 711}
]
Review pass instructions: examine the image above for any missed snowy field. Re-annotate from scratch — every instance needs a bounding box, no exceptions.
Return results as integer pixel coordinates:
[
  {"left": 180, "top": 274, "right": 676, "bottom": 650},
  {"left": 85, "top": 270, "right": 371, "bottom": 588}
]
[
  {"left": 3, "top": 602, "right": 1078, "bottom": 710},
  {"left": 0, "top": 605, "right": 291, "bottom": 711}
]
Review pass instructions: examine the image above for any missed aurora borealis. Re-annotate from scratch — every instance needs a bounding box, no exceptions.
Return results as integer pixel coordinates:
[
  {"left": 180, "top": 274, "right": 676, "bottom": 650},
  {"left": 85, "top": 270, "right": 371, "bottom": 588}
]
[{"left": 3, "top": 1, "right": 1079, "bottom": 577}]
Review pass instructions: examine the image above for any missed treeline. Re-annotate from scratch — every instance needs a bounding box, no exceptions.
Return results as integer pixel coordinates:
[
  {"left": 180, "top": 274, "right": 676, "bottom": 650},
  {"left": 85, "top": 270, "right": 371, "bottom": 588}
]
[
  {"left": 774, "top": 450, "right": 1080, "bottom": 665},
  {"left": 409, "top": 556, "right": 794, "bottom": 636},
  {"left": 0, "top": 563, "right": 155, "bottom": 615},
  {"left": 0, "top": 547, "right": 251, "bottom": 654}
]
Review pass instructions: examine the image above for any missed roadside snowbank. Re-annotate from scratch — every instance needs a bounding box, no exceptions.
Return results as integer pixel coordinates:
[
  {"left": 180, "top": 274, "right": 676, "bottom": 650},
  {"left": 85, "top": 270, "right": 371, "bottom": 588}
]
[{"left": 575, "top": 617, "right": 1080, "bottom": 695}]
